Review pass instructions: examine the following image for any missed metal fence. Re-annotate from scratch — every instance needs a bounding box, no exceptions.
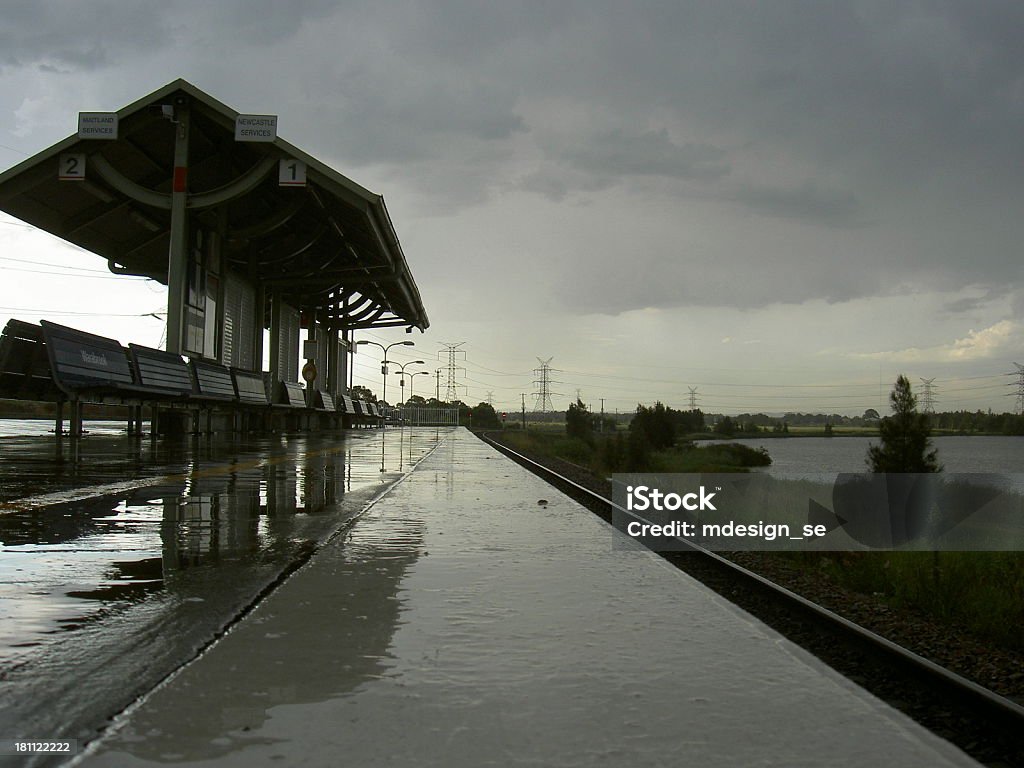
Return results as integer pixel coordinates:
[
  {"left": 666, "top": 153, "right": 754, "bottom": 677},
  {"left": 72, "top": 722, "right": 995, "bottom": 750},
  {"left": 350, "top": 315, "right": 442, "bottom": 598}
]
[{"left": 382, "top": 406, "right": 461, "bottom": 426}]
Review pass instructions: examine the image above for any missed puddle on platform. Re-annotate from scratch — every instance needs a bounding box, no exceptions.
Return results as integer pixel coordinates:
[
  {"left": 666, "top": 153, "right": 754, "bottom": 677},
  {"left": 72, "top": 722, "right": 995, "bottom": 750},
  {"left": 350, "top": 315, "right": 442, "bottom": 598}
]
[{"left": 0, "top": 424, "right": 453, "bottom": 745}]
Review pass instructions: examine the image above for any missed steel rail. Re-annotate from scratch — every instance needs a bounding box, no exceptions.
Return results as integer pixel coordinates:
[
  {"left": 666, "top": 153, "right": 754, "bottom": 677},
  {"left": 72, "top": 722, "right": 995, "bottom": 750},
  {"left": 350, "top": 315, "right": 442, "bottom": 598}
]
[{"left": 478, "top": 431, "right": 1024, "bottom": 735}]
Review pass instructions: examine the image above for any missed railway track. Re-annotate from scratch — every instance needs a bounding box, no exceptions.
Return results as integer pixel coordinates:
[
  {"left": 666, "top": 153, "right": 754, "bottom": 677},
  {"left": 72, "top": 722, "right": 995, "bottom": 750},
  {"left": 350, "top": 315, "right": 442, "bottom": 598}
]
[{"left": 478, "top": 430, "right": 1024, "bottom": 767}]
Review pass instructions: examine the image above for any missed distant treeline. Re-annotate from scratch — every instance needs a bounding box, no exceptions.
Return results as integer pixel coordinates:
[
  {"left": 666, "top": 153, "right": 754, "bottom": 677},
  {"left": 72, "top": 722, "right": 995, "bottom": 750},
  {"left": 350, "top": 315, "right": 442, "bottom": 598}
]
[{"left": 703, "top": 410, "right": 1024, "bottom": 435}]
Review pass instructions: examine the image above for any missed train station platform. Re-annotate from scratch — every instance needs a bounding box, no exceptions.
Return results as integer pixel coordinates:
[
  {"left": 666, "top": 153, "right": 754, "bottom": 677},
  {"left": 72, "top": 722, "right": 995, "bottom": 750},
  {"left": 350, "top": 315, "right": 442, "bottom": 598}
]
[{"left": 77, "top": 428, "right": 975, "bottom": 767}]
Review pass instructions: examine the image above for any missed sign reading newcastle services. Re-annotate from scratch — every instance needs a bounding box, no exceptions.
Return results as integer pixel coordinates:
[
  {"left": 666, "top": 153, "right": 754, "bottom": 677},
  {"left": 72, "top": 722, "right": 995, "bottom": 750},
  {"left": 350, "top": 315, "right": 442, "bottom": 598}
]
[
  {"left": 77, "top": 112, "right": 118, "bottom": 139},
  {"left": 234, "top": 114, "right": 278, "bottom": 142}
]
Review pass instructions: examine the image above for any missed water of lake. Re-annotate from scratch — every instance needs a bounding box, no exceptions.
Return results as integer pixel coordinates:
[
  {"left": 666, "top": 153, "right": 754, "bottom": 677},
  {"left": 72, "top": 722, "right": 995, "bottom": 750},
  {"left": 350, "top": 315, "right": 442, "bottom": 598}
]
[{"left": 697, "top": 435, "right": 1024, "bottom": 474}]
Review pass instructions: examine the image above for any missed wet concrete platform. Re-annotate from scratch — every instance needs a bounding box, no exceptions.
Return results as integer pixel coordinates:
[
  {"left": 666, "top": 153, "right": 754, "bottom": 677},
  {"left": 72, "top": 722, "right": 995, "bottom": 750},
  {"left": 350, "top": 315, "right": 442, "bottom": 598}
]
[
  {"left": 0, "top": 423, "right": 452, "bottom": 759},
  {"left": 76, "top": 428, "right": 975, "bottom": 767}
]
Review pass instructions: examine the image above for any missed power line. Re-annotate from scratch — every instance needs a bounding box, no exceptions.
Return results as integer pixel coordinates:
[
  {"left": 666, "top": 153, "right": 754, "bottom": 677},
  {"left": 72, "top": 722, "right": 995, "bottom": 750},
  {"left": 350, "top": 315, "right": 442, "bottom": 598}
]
[
  {"left": 532, "top": 357, "right": 560, "bottom": 412},
  {"left": 1009, "top": 364, "right": 1024, "bottom": 414},
  {"left": 918, "top": 377, "right": 937, "bottom": 413},
  {"left": 0, "top": 305, "right": 166, "bottom": 318},
  {"left": 438, "top": 342, "right": 466, "bottom": 403}
]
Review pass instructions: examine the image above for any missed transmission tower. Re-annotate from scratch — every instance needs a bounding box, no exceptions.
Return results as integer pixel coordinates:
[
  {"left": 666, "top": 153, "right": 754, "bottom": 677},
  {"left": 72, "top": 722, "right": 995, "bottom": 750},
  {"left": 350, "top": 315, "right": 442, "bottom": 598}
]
[
  {"left": 687, "top": 387, "right": 699, "bottom": 410},
  {"left": 438, "top": 343, "right": 466, "bottom": 403},
  {"left": 1013, "top": 363, "right": 1024, "bottom": 415},
  {"left": 918, "top": 378, "right": 937, "bottom": 413},
  {"left": 532, "top": 357, "right": 560, "bottom": 412}
]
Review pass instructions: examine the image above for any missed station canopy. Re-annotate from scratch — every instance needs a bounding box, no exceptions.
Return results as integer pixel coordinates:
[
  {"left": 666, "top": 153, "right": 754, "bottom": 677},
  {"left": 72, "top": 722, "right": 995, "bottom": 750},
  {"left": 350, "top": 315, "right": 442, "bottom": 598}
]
[{"left": 0, "top": 79, "right": 428, "bottom": 333}]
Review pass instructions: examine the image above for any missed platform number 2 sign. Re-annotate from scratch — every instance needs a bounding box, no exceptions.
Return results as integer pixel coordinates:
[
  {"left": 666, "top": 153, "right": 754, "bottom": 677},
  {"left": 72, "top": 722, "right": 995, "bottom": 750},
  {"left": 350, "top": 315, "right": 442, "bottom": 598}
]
[
  {"left": 58, "top": 153, "right": 86, "bottom": 181},
  {"left": 279, "top": 159, "right": 307, "bottom": 187}
]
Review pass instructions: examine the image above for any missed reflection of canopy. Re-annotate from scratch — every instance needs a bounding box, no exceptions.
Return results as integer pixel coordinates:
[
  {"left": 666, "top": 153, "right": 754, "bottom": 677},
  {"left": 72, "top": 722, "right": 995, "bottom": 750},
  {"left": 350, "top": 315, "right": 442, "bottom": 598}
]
[{"left": 0, "top": 79, "right": 428, "bottom": 333}]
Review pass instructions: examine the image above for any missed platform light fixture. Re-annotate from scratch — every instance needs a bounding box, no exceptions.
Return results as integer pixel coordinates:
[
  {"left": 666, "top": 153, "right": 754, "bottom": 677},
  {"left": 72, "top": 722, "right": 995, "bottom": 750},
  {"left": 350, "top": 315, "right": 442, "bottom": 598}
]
[{"left": 355, "top": 340, "right": 415, "bottom": 426}]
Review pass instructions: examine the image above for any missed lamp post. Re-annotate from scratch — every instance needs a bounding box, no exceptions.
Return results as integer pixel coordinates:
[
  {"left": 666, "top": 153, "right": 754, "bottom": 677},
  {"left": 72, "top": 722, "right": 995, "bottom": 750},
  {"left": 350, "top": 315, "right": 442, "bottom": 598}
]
[
  {"left": 407, "top": 370, "right": 428, "bottom": 402},
  {"left": 393, "top": 360, "right": 425, "bottom": 423},
  {"left": 355, "top": 340, "right": 414, "bottom": 427},
  {"left": 405, "top": 370, "right": 429, "bottom": 427}
]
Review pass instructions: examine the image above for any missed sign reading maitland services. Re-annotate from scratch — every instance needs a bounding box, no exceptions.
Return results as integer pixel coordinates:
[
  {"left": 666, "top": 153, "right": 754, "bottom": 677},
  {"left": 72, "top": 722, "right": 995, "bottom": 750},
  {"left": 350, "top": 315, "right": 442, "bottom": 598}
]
[
  {"left": 234, "top": 114, "right": 278, "bottom": 142},
  {"left": 77, "top": 112, "right": 118, "bottom": 139}
]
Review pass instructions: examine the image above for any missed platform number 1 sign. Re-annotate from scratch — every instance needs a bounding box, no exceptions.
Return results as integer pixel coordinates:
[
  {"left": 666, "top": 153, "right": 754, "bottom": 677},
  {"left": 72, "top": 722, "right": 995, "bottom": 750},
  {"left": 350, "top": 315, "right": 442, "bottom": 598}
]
[
  {"left": 279, "top": 159, "right": 306, "bottom": 187},
  {"left": 58, "top": 153, "right": 86, "bottom": 181}
]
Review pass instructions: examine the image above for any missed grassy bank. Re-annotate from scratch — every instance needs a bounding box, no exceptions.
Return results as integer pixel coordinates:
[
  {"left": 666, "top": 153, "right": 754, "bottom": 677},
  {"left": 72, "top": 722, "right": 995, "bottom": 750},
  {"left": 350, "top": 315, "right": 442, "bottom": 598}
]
[
  {"left": 499, "top": 428, "right": 771, "bottom": 475},
  {"left": 809, "top": 550, "right": 1024, "bottom": 650}
]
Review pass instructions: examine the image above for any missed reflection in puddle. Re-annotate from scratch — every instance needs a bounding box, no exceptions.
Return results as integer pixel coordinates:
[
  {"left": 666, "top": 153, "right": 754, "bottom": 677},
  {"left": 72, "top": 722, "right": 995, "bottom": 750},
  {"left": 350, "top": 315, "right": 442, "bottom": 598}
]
[{"left": 0, "top": 427, "right": 452, "bottom": 746}]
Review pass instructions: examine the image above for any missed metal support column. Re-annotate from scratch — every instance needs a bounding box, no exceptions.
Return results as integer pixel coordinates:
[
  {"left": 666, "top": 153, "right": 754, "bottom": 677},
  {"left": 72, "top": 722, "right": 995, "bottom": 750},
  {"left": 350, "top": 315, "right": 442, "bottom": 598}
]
[
  {"left": 253, "top": 281, "right": 265, "bottom": 372},
  {"left": 269, "top": 294, "right": 282, "bottom": 386},
  {"left": 165, "top": 98, "right": 191, "bottom": 355}
]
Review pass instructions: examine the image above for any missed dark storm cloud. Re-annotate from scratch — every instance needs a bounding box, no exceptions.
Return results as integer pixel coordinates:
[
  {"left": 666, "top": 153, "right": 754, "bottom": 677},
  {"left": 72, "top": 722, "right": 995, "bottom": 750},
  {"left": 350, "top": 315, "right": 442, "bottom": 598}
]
[
  {"left": 3, "top": 1, "right": 1021, "bottom": 312},
  {"left": 561, "top": 129, "right": 729, "bottom": 182},
  {"left": 0, "top": 0, "right": 341, "bottom": 71},
  {"left": 726, "top": 183, "right": 862, "bottom": 228},
  {"left": 0, "top": 1, "right": 165, "bottom": 70}
]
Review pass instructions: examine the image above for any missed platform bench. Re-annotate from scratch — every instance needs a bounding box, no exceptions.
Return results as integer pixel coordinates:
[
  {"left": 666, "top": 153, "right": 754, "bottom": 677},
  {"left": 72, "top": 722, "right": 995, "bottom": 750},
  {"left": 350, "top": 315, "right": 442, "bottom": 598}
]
[
  {"left": 189, "top": 360, "right": 237, "bottom": 403},
  {"left": 0, "top": 319, "right": 59, "bottom": 402},
  {"left": 128, "top": 344, "right": 193, "bottom": 400},
  {"left": 312, "top": 390, "right": 336, "bottom": 411},
  {"left": 272, "top": 380, "right": 308, "bottom": 409}
]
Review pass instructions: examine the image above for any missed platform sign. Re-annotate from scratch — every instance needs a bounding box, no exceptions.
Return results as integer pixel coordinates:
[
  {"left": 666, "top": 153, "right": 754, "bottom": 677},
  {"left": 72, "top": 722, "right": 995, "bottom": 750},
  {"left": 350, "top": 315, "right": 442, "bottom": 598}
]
[
  {"left": 234, "top": 114, "right": 277, "bottom": 142},
  {"left": 58, "top": 153, "right": 86, "bottom": 181},
  {"left": 77, "top": 112, "right": 118, "bottom": 139},
  {"left": 279, "top": 158, "right": 306, "bottom": 187}
]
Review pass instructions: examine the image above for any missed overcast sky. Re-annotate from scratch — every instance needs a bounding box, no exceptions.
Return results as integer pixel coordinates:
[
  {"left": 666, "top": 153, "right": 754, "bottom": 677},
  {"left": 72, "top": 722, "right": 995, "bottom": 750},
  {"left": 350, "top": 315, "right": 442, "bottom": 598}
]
[{"left": 1, "top": 1, "right": 1021, "bottom": 416}]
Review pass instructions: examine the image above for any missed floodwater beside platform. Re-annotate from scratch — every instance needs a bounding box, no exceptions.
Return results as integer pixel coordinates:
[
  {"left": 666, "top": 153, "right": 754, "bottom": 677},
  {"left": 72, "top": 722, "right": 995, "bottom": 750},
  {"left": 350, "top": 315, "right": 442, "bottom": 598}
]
[{"left": 0, "top": 424, "right": 454, "bottom": 755}]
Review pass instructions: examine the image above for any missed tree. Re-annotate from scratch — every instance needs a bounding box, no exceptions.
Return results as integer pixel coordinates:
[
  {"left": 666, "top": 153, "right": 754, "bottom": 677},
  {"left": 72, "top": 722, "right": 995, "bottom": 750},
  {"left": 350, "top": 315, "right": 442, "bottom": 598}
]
[
  {"left": 714, "top": 416, "right": 735, "bottom": 437},
  {"left": 351, "top": 385, "right": 376, "bottom": 402},
  {"left": 566, "top": 398, "right": 592, "bottom": 441},
  {"left": 867, "top": 375, "right": 941, "bottom": 472},
  {"left": 470, "top": 402, "right": 500, "bottom": 428},
  {"left": 631, "top": 402, "right": 675, "bottom": 449}
]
